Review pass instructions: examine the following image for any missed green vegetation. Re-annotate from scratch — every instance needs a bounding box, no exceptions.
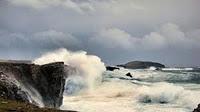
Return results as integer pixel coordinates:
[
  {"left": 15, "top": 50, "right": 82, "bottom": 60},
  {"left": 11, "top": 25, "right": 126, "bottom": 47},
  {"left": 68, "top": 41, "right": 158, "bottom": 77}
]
[{"left": 0, "top": 98, "right": 76, "bottom": 112}]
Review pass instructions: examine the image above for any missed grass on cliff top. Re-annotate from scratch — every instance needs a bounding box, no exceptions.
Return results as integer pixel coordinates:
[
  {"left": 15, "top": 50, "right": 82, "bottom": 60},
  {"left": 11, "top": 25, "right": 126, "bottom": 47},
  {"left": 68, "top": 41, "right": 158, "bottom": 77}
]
[{"left": 0, "top": 98, "right": 76, "bottom": 112}]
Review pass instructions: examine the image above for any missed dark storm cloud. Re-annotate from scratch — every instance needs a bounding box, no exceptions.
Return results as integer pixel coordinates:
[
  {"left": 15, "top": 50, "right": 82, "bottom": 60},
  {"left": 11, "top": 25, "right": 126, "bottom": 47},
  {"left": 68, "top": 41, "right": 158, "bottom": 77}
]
[
  {"left": 0, "top": 0, "right": 200, "bottom": 66},
  {"left": 0, "top": 29, "right": 81, "bottom": 59}
]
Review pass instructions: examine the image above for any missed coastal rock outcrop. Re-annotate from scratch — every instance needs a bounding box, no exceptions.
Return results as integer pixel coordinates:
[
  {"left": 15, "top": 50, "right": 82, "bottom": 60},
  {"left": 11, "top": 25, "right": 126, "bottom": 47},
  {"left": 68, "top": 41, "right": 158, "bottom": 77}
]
[
  {"left": 0, "top": 71, "right": 30, "bottom": 102},
  {"left": 125, "top": 72, "right": 132, "bottom": 78},
  {"left": 0, "top": 61, "right": 66, "bottom": 108},
  {"left": 193, "top": 104, "right": 200, "bottom": 112},
  {"left": 117, "top": 61, "right": 165, "bottom": 69},
  {"left": 106, "top": 66, "right": 120, "bottom": 71}
]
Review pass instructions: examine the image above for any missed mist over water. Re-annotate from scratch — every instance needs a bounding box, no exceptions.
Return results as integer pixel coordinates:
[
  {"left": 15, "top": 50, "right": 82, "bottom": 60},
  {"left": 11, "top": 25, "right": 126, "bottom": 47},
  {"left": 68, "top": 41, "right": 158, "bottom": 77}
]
[{"left": 34, "top": 48, "right": 200, "bottom": 112}]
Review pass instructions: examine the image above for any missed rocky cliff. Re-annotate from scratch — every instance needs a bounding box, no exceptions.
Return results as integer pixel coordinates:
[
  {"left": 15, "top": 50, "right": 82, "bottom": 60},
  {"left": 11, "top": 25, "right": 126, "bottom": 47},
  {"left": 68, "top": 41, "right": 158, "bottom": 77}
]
[
  {"left": 0, "top": 61, "right": 66, "bottom": 108},
  {"left": 117, "top": 61, "right": 165, "bottom": 69}
]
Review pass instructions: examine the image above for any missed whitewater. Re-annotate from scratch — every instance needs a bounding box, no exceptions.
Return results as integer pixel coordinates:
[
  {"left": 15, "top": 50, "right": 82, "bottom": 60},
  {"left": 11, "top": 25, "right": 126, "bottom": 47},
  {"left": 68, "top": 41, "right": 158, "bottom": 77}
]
[{"left": 34, "top": 48, "right": 200, "bottom": 112}]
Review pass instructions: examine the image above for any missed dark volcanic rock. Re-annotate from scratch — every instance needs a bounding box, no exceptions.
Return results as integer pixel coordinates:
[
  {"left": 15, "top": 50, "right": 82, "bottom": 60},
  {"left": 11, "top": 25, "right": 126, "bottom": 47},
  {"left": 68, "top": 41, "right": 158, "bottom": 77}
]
[
  {"left": 117, "top": 61, "right": 165, "bottom": 69},
  {"left": 0, "top": 61, "right": 66, "bottom": 108},
  {"left": 0, "top": 72, "right": 30, "bottom": 102},
  {"left": 106, "top": 66, "right": 120, "bottom": 71},
  {"left": 125, "top": 72, "right": 132, "bottom": 78},
  {"left": 194, "top": 104, "right": 200, "bottom": 112}
]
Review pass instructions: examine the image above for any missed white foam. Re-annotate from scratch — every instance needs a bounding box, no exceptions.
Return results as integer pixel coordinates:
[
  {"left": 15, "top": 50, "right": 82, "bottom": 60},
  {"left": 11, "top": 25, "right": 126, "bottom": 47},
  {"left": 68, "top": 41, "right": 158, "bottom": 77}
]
[
  {"left": 33, "top": 48, "right": 106, "bottom": 93},
  {"left": 149, "top": 66, "right": 157, "bottom": 70},
  {"left": 162, "top": 68, "right": 193, "bottom": 71},
  {"left": 33, "top": 49, "right": 200, "bottom": 112},
  {"left": 137, "top": 82, "right": 200, "bottom": 109},
  {"left": 61, "top": 80, "right": 137, "bottom": 112},
  {"left": 61, "top": 80, "right": 200, "bottom": 112}
]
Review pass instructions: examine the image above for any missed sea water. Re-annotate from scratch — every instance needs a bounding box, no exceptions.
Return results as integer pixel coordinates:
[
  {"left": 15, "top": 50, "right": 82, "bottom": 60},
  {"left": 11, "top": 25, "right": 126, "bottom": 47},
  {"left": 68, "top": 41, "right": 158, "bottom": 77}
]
[
  {"left": 61, "top": 68, "right": 200, "bottom": 112},
  {"left": 33, "top": 48, "right": 200, "bottom": 112}
]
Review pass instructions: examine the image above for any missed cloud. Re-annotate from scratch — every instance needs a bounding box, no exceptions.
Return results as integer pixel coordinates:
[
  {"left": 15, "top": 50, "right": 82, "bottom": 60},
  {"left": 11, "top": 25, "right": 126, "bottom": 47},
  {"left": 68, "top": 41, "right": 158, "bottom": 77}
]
[
  {"left": 90, "top": 28, "right": 133, "bottom": 49},
  {"left": 1, "top": 0, "right": 200, "bottom": 66},
  {"left": 32, "top": 30, "right": 80, "bottom": 49},
  {"left": 0, "top": 29, "right": 80, "bottom": 50},
  {"left": 187, "top": 29, "right": 200, "bottom": 41},
  {"left": 141, "top": 32, "right": 166, "bottom": 50},
  {"left": 154, "top": 23, "right": 199, "bottom": 49},
  {"left": 7, "top": 0, "right": 144, "bottom": 14},
  {"left": 2, "top": 0, "right": 200, "bottom": 34},
  {"left": 7, "top": 0, "right": 95, "bottom": 14},
  {"left": 90, "top": 23, "right": 200, "bottom": 51}
]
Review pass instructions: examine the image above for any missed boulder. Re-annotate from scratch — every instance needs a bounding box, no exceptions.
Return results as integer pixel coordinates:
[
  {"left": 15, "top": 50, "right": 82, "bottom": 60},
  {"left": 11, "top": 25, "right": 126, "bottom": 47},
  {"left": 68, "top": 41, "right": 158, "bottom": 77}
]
[
  {"left": 106, "top": 66, "right": 120, "bottom": 71},
  {"left": 125, "top": 72, "right": 132, "bottom": 78},
  {"left": 193, "top": 104, "right": 200, "bottom": 112}
]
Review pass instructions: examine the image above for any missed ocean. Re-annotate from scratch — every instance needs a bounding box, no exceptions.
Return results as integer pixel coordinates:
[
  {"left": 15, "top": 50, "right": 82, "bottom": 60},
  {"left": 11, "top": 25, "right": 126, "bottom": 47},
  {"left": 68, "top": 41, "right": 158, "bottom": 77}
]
[
  {"left": 33, "top": 48, "right": 200, "bottom": 112},
  {"left": 61, "top": 68, "right": 200, "bottom": 112}
]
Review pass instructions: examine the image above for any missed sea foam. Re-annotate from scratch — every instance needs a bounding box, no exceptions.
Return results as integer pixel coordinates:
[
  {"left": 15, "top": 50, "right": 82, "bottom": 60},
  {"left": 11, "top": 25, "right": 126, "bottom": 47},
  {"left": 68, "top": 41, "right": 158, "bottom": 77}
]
[{"left": 33, "top": 48, "right": 106, "bottom": 94}]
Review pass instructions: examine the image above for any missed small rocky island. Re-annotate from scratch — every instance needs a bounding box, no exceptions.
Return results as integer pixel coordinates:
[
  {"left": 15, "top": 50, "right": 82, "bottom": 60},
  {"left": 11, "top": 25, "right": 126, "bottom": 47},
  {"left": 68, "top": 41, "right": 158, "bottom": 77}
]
[
  {"left": 0, "top": 60, "right": 76, "bottom": 112},
  {"left": 117, "top": 61, "right": 165, "bottom": 69}
]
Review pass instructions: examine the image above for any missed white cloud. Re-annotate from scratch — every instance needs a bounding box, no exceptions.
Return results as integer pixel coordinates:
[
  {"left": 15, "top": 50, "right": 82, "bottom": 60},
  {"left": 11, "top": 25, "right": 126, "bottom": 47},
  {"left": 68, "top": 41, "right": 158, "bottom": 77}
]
[
  {"left": 92, "top": 0, "right": 145, "bottom": 15},
  {"left": 3, "top": 0, "right": 200, "bottom": 34},
  {"left": 141, "top": 32, "right": 166, "bottom": 50},
  {"left": 90, "top": 23, "right": 200, "bottom": 50},
  {"left": 90, "top": 28, "right": 134, "bottom": 49},
  {"left": 7, "top": 0, "right": 145, "bottom": 15},
  {"left": 7, "top": 0, "right": 95, "bottom": 14},
  {"left": 158, "top": 23, "right": 198, "bottom": 48}
]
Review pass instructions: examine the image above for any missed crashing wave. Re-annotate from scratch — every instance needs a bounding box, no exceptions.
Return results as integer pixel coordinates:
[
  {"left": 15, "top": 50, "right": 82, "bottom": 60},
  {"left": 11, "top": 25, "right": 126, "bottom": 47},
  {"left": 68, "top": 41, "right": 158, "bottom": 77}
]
[
  {"left": 137, "top": 82, "right": 199, "bottom": 109},
  {"left": 162, "top": 68, "right": 194, "bottom": 71}
]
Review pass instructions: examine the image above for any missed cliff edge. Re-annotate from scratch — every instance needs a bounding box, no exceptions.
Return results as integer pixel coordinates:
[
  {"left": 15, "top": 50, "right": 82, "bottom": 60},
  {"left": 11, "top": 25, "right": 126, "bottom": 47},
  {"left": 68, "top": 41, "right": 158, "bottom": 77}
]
[{"left": 0, "top": 61, "right": 66, "bottom": 108}]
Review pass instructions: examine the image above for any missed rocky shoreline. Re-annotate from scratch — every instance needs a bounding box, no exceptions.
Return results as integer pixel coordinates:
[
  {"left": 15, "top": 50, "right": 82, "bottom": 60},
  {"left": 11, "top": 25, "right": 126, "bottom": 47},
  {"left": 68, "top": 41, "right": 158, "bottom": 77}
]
[
  {"left": 0, "top": 60, "right": 75, "bottom": 112},
  {"left": 0, "top": 60, "right": 199, "bottom": 112}
]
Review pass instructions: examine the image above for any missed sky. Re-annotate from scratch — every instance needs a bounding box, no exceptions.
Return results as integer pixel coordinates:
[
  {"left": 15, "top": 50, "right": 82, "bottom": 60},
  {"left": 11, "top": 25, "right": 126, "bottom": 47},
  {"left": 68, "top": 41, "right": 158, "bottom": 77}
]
[{"left": 0, "top": 0, "right": 200, "bottom": 67}]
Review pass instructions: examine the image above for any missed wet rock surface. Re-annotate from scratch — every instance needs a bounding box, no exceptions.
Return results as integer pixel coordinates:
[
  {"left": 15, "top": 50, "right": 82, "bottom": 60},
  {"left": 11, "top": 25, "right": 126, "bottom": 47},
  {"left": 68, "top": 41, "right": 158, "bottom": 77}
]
[
  {"left": 0, "top": 72, "right": 30, "bottom": 102},
  {"left": 106, "top": 66, "right": 120, "bottom": 71},
  {"left": 0, "top": 61, "right": 66, "bottom": 108},
  {"left": 194, "top": 104, "right": 200, "bottom": 112}
]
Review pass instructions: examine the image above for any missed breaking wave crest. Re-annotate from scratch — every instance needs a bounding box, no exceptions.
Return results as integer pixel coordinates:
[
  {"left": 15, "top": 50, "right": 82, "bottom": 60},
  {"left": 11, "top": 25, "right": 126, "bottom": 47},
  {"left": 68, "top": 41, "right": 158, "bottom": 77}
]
[
  {"left": 33, "top": 49, "right": 200, "bottom": 112},
  {"left": 33, "top": 48, "right": 106, "bottom": 94},
  {"left": 137, "top": 82, "right": 199, "bottom": 109}
]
